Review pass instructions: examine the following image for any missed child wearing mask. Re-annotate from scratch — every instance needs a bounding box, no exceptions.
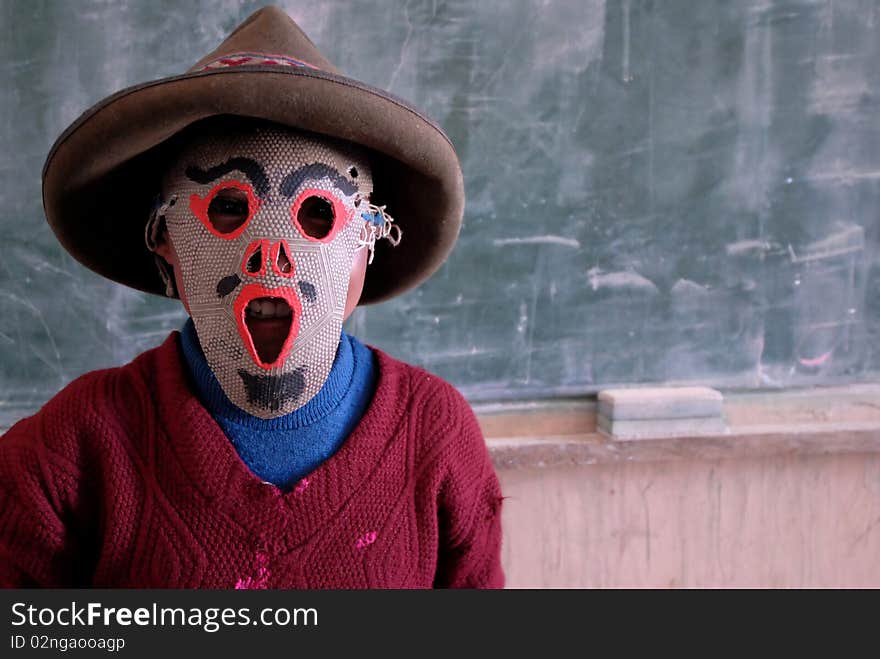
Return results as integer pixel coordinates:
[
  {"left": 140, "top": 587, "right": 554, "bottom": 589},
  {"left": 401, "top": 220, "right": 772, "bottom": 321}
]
[{"left": 0, "top": 6, "right": 503, "bottom": 589}]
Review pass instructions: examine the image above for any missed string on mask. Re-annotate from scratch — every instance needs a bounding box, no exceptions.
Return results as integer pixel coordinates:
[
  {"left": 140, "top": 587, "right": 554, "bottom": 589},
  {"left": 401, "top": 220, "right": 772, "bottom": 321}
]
[
  {"left": 144, "top": 194, "right": 179, "bottom": 298},
  {"left": 356, "top": 200, "right": 402, "bottom": 264}
]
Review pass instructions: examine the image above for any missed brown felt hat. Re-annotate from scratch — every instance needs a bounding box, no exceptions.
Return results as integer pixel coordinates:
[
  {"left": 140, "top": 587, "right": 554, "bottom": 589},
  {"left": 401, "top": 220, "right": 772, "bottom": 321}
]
[{"left": 41, "top": 5, "right": 464, "bottom": 304}]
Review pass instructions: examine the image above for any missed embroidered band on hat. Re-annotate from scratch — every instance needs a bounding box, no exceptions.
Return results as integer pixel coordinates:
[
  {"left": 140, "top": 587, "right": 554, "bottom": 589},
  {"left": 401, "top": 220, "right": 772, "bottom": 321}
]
[{"left": 198, "top": 52, "right": 320, "bottom": 72}]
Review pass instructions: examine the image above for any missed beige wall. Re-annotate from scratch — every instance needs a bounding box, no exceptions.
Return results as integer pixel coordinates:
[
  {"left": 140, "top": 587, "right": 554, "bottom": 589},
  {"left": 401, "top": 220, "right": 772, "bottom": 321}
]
[{"left": 497, "top": 452, "right": 880, "bottom": 588}]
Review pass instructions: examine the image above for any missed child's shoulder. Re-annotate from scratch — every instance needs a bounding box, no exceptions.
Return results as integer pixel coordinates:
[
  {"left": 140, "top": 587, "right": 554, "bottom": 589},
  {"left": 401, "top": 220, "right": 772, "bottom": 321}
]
[
  {"left": 0, "top": 333, "right": 178, "bottom": 455},
  {"left": 366, "top": 345, "right": 486, "bottom": 463},
  {"left": 369, "top": 345, "right": 476, "bottom": 418}
]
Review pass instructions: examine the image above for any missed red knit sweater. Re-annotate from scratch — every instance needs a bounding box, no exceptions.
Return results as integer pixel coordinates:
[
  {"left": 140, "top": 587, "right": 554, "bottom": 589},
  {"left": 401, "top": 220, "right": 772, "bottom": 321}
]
[{"left": 0, "top": 333, "right": 504, "bottom": 588}]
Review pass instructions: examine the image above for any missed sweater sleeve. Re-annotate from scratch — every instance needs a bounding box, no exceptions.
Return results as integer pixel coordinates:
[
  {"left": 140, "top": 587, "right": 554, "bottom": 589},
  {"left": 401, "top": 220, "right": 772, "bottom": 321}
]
[
  {"left": 0, "top": 378, "right": 101, "bottom": 588},
  {"left": 431, "top": 383, "right": 505, "bottom": 589},
  {"left": 0, "top": 420, "right": 71, "bottom": 586}
]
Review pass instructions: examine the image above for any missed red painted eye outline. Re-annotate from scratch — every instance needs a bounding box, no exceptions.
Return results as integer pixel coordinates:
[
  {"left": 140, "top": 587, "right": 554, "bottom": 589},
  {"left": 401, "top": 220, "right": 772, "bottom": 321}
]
[
  {"left": 190, "top": 180, "right": 260, "bottom": 240},
  {"left": 290, "top": 188, "right": 351, "bottom": 243}
]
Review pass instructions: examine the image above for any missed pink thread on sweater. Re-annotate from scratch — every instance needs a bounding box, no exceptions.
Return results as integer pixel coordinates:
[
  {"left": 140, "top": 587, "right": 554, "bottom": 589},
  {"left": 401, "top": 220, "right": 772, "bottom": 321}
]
[
  {"left": 235, "top": 550, "right": 270, "bottom": 589},
  {"left": 355, "top": 531, "right": 378, "bottom": 549},
  {"left": 293, "top": 477, "right": 310, "bottom": 495}
]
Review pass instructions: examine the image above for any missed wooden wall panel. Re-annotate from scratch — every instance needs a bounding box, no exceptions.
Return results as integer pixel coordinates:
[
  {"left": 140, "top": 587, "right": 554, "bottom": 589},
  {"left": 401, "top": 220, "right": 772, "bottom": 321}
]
[{"left": 498, "top": 453, "right": 880, "bottom": 588}]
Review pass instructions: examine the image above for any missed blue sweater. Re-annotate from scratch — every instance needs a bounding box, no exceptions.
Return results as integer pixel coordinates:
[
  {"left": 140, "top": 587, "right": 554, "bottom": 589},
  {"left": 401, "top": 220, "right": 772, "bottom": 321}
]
[{"left": 179, "top": 319, "right": 377, "bottom": 490}]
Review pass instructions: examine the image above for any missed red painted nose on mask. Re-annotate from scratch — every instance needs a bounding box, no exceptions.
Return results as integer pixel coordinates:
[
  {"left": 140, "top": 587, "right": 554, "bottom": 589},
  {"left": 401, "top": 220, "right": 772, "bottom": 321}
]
[
  {"left": 241, "top": 239, "right": 296, "bottom": 278},
  {"left": 235, "top": 239, "right": 301, "bottom": 367}
]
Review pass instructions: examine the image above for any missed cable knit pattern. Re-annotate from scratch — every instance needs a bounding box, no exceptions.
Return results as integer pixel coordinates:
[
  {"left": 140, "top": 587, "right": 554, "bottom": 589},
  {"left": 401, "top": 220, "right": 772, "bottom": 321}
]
[{"left": 0, "top": 332, "right": 504, "bottom": 589}]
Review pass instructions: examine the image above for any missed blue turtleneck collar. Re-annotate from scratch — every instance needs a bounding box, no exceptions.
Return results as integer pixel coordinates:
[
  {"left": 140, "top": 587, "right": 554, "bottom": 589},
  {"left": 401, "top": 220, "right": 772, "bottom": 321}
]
[{"left": 178, "top": 318, "right": 377, "bottom": 489}]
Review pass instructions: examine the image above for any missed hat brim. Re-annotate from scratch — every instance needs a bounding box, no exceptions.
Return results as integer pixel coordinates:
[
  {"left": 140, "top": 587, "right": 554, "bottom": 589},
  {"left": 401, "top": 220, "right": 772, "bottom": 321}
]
[{"left": 42, "top": 66, "right": 464, "bottom": 304}]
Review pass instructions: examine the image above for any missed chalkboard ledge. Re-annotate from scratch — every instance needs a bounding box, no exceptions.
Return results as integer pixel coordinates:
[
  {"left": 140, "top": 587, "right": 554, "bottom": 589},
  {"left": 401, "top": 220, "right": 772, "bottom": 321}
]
[
  {"left": 478, "top": 384, "right": 880, "bottom": 470},
  {"left": 2, "top": 385, "right": 877, "bottom": 469}
]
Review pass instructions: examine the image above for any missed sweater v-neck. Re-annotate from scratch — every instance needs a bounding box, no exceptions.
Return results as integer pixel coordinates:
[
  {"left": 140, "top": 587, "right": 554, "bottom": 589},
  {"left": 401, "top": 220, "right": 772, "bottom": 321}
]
[
  {"left": 178, "top": 319, "right": 377, "bottom": 489},
  {"left": 147, "top": 331, "right": 409, "bottom": 551}
]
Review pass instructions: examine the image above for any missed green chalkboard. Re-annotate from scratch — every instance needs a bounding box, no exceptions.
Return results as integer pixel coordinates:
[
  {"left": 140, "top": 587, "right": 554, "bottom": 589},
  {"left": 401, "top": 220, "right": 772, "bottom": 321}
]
[{"left": 2, "top": 0, "right": 879, "bottom": 429}]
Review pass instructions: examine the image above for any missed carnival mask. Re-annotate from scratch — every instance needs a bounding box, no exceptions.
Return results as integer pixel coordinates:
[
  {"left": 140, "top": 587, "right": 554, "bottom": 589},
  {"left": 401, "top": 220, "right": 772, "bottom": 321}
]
[{"left": 147, "top": 123, "right": 397, "bottom": 418}]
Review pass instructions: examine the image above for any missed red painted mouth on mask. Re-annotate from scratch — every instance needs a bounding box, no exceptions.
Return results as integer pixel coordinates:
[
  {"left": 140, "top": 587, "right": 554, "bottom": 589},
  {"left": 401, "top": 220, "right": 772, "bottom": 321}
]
[{"left": 233, "top": 284, "right": 302, "bottom": 370}]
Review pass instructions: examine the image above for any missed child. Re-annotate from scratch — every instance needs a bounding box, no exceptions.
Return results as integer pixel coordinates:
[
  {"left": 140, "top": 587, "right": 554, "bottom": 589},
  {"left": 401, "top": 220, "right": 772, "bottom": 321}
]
[{"left": 0, "top": 6, "right": 503, "bottom": 589}]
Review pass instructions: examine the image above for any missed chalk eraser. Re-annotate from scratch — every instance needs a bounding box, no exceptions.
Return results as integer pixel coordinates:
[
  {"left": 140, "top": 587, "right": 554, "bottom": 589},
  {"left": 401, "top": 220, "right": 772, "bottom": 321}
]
[
  {"left": 598, "top": 386, "right": 723, "bottom": 420},
  {"left": 597, "top": 387, "right": 726, "bottom": 440}
]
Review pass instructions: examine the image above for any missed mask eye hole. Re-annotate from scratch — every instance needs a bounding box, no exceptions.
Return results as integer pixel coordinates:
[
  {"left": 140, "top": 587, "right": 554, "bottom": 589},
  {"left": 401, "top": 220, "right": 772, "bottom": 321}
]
[
  {"left": 208, "top": 187, "right": 250, "bottom": 234},
  {"left": 289, "top": 188, "right": 349, "bottom": 242},
  {"left": 296, "top": 195, "right": 335, "bottom": 239},
  {"left": 190, "top": 181, "right": 258, "bottom": 240}
]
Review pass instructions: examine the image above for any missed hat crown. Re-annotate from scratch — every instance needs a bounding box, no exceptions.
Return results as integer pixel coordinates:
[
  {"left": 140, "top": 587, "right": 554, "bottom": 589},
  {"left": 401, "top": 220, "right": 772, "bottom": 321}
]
[
  {"left": 188, "top": 6, "right": 339, "bottom": 75},
  {"left": 44, "top": 5, "right": 464, "bottom": 305}
]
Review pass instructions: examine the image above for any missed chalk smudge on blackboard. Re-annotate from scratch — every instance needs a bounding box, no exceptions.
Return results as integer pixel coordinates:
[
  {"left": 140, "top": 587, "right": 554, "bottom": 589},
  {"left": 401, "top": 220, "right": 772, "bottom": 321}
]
[
  {"left": 493, "top": 236, "right": 581, "bottom": 248},
  {"left": 726, "top": 240, "right": 773, "bottom": 256},
  {"left": 787, "top": 224, "right": 864, "bottom": 263},
  {"left": 587, "top": 268, "right": 659, "bottom": 294},
  {"left": 621, "top": 0, "right": 632, "bottom": 83},
  {"left": 670, "top": 279, "right": 709, "bottom": 296}
]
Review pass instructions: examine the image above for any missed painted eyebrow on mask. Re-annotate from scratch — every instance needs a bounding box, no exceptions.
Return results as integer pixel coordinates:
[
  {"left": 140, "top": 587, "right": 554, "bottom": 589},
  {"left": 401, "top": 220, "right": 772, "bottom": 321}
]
[
  {"left": 185, "top": 157, "right": 271, "bottom": 198},
  {"left": 279, "top": 163, "right": 358, "bottom": 198}
]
